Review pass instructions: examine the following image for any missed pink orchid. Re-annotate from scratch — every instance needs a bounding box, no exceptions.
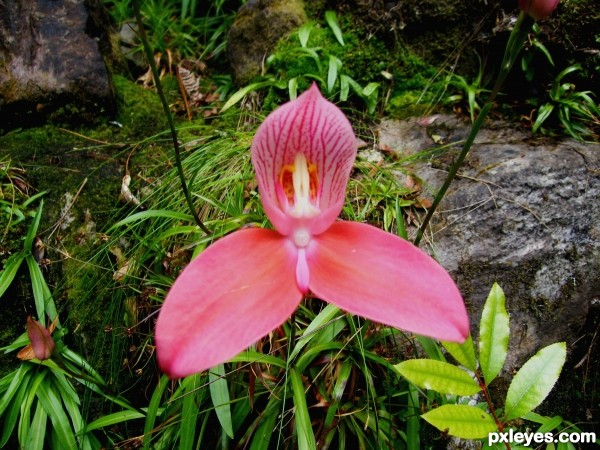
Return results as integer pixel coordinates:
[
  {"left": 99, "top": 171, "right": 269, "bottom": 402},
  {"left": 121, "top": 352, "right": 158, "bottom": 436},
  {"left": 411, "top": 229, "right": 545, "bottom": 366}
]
[
  {"left": 156, "top": 85, "right": 469, "bottom": 379},
  {"left": 518, "top": 0, "right": 559, "bottom": 20}
]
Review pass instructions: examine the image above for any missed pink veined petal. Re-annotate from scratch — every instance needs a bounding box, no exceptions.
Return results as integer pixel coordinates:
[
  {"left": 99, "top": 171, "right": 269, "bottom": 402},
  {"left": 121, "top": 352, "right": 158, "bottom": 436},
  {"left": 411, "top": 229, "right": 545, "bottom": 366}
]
[
  {"left": 308, "top": 222, "right": 469, "bottom": 342},
  {"left": 156, "top": 228, "right": 303, "bottom": 379},
  {"left": 251, "top": 84, "right": 357, "bottom": 236}
]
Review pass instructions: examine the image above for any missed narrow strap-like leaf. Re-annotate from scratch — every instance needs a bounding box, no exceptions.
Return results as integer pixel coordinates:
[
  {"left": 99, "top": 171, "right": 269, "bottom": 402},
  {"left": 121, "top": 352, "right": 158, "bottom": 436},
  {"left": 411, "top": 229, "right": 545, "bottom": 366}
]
[{"left": 290, "top": 368, "right": 316, "bottom": 450}]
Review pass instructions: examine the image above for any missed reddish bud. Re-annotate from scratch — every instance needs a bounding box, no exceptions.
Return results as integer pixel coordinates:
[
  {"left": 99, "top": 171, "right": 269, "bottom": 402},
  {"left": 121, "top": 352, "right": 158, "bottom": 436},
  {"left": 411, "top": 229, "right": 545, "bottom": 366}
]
[
  {"left": 518, "top": 0, "right": 559, "bottom": 20},
  {"left": 18, "top": 317, "right": 56, "bottom": 361}
]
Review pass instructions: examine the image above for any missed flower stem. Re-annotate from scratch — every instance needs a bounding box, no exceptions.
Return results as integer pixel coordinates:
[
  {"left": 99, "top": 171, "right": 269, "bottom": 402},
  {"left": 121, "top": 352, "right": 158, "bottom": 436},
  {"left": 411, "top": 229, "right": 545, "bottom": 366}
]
[
  {"left": 132, "top": 0, "right": 211, "bottom": 235},
  {"left": 413, "top": 11, "right": 534, "bottom": 247}
]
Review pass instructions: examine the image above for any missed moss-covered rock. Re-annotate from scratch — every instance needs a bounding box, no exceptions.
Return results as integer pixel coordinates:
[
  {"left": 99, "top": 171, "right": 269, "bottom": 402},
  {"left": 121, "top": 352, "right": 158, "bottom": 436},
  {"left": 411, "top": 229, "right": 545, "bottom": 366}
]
[{"left": 228, "top": 0, "right": 308, "bottom": 85}]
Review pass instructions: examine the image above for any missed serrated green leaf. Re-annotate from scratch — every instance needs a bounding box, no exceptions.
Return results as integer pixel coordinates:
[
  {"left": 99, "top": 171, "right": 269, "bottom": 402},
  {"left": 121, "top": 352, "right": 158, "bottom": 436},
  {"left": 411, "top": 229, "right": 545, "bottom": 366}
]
[
  {"left": 209, "top": 364, "right": 234, "bottom": 439},
  {"left": 479, "top": 283, "right": 509, "bottom": 384},
  {"left": 504, "top": 342, "right": 566, "bottom": 421},
  {"left": 290, "top": 368, "right": 316, "bottom": 450},
  {"left": 422, "top": 405, "right": 497, "bottom": 439},
  {"left": 442, "top": 335, "right": 477, "bottom": 371},
  {"left": 395, "top": 359, "right": 480, "bottom": 396}
]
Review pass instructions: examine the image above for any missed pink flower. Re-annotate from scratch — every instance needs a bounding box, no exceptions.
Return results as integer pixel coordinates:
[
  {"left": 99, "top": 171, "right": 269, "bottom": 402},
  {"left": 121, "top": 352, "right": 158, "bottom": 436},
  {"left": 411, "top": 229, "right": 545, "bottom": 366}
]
[
  {"left": 518, "top": 0, "right": 559, "bottom": 20},
  {"left": 156, "top": 85, "right": 469, "bottom": 379}
]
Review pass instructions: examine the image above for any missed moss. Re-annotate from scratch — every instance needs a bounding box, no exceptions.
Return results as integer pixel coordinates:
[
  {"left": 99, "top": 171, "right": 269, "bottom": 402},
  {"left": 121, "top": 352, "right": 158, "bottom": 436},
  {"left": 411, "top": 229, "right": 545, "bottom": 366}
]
[{"left": 0, "top": 75, "right": 176, "bottom": 383}]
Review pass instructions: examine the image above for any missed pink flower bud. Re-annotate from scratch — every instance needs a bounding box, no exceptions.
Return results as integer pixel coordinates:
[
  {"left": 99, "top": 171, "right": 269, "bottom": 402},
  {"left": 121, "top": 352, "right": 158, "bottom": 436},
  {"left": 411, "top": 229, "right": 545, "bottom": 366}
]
[
  {"left": 518, "top": 0, "right": 559, "bottom": 20},
  {"left": 23, "top": 317, "right": 55, "bottom": 360}
]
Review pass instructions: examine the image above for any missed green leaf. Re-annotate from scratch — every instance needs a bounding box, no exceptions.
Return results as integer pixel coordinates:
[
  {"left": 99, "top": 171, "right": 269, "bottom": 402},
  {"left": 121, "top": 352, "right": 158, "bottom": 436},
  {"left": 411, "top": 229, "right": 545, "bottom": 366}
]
[
  {"left": 85, "top": 410, "right": 145, "bottom": 432},
  {"left": 180, "top": 374, "right": 203, "bottom": 450},
  {"left": 24, "top": 200, "right": 43, "bottom": 252},
  {"left": 108, "top": 209, "right": 194, "bottom": 231},
  {"left": 395, "top": 360, "right": 481, "bottom": 396},
  {"left": 209, "top": 364, "right": 234, "bottom": 439},
  {"left": 324, "top": 11, "right": 344, "bottom": 46},
  {"left": 229, "top": 351, "right": 286, "bottom": 368},
  {"left": 289, "top": 304, "right": 342, "bottom": 362},
  {"left": 339, "top": 75, "right": 349, "bottom": 101},
  {"left": 479, "top": 283, "right": 509, "bottom": 384},
  {"left": 327, "top": 55, "right": 340, "bottom": 93},
  {"left": 26, "top": 403, "right": 48, "bottom": 450},
  {"left": 36, "top": 380, "right": 77, "bottom": 450},
  {"left": 288, "top": 77, "right": 298, "bottom": 100},
  {"left": 0, "top": 252, "right": 26, "bottom": 299},
  {"left": 504, "top": 342, "right": 566, "bottom": 421},
  {"left": 26, "top": 255, "right": 58, "bottom": 325},
  {"left": 290, "top": 368, "right": 316, "bottom": 450},
  {"left": 422, "top": 405, "right": 498, "bottom": 439},
  {"left": 442, "top": 335, "right": 477, "bottom": 371},
  {"left": 221, "top": 79, "right": 278, "bottom": 112},
  {"left": 297, "top": 23, "right": 313, "bottom": 48},
  {"left": 532, "top": 103, "right": 555, "bottom": 134},
  {"left": 142, "top": 374, "right": 168, "bottom": 449}
]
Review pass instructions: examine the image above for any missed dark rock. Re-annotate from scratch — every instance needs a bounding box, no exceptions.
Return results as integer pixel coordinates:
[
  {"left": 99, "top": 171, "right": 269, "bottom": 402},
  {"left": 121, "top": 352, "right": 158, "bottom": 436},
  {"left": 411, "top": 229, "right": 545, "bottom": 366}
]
[
  {"left": 227, "top": 0, "right": 307, "bottom": 86},
  {"left": 379, "top": 116, "right": 600, "bottom": 371},
  {"left": 0, "top": 0, "right": 121, "bottom": 130}
]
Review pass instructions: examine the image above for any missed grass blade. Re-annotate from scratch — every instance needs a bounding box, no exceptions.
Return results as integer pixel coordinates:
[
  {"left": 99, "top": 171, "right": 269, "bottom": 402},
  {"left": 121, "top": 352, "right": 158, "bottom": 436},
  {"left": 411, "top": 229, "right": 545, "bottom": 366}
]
[
  {"left": 290, "top": 368, "right": 316, "bottom": 450},
  {"left": 142, "top": 374, "right": 169, "bottom": 449}
]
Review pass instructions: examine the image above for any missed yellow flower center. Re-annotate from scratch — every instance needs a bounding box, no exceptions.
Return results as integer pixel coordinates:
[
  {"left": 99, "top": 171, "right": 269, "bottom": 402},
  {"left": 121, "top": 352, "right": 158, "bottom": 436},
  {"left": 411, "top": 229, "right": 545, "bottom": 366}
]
[{"left": 279, "top": 153, "right": 320, "bottom": 219}]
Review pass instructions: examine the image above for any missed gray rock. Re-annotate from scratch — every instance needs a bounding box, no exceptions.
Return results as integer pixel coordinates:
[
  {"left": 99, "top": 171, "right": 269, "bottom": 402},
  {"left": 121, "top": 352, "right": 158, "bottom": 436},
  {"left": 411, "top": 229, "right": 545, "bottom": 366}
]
[
  {"left": 227, "top": 0, "right": 307, "bottom": 86},
  {"left": 0, "top": 0, "right": 119, "bottom": 129},
  {"left": 378, "top": 116, "right": 600, "bottom": 372}
]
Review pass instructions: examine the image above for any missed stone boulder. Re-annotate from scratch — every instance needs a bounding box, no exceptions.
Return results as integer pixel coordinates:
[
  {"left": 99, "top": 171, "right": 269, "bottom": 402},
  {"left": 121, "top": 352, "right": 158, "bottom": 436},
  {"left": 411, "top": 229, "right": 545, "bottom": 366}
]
[
  {"left": 0, "top": 0, "right": 120, "bottom": 129},
  {"left": 227, "top": 0, "right": 307, "bottom": 86},
  {"left": 378, "top": 116, "right": 600, "bottom": 371}
]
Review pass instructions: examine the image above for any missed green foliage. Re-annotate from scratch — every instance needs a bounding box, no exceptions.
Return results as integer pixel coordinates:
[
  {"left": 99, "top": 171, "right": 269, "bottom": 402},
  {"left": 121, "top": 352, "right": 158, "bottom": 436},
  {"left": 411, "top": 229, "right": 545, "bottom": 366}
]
[
  {"left": 531, "top": 64, "right": 600, "bottom": 141},
  {"left": 104, "top": 0, "right": 241, "bottom": 60},
  {"left": 396, "top": 283, "right": 567, "bottom": 444},
  {"left": 224, "top": 12, "right": 388, "bottom": 114},
  {"left": 0, "top": 214, "right": 136, "bottom": 449},
  {"left": 478, "top": 283, "right": 509, "bottom": 385}
]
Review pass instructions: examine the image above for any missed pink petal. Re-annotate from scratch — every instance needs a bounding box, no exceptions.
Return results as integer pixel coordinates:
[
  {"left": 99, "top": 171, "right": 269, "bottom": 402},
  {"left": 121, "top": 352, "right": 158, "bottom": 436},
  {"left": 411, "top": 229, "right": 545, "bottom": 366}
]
[
  {"left": 156, "top": 229, "right": 303, "bottom": 378},
  {"left": 26, "top": 317, "right": 55, "bottom": 360},
  {"left": 251, "top": 84, "right": 357, "bottom": 236},
  {"left": 308, "top": 222, "right": 469, "bottom": 342}
]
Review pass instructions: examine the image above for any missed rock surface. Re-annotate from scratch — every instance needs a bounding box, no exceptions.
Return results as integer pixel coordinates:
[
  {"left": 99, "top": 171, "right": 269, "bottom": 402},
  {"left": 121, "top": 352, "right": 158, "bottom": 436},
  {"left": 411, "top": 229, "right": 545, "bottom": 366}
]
[
  {"left": 0, "top": 0, "right": 119, "bottom": 129},
  {"left": 378, "top": 115, "right": 600, "bottom": 371},
  {"left": 227, "top": 0, "right": 307, "bottom": 85}
]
